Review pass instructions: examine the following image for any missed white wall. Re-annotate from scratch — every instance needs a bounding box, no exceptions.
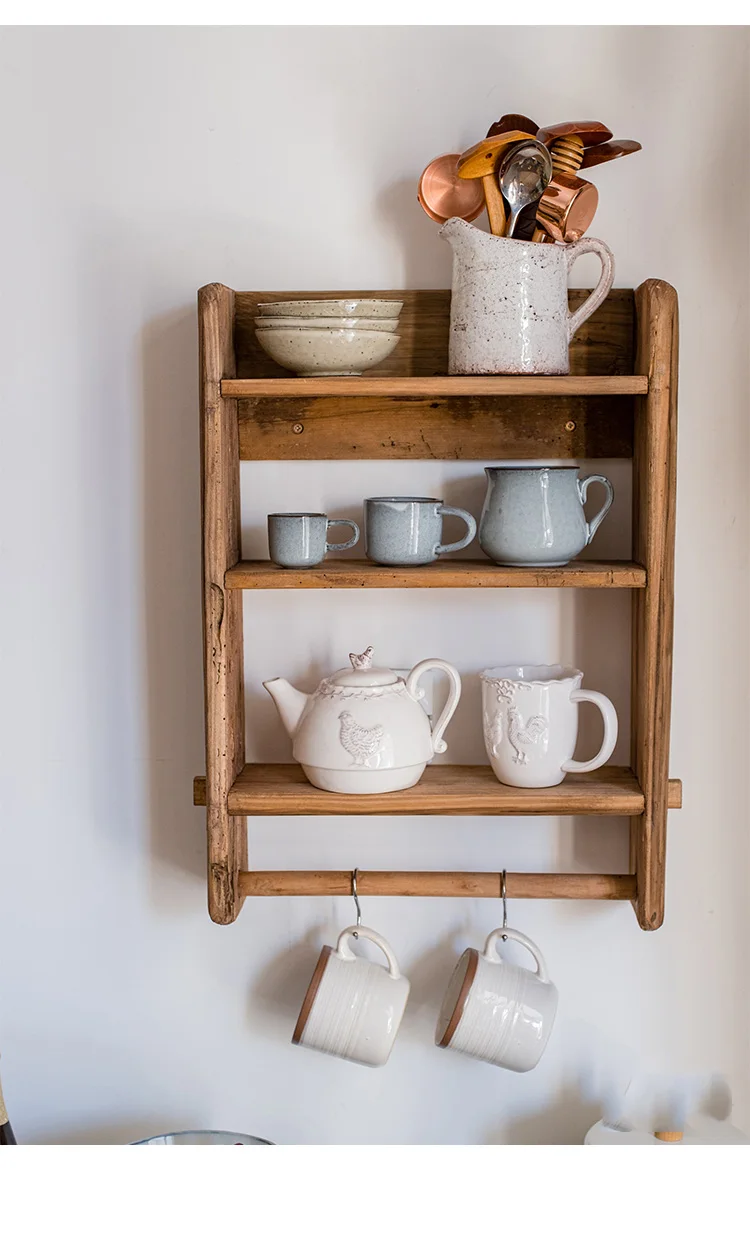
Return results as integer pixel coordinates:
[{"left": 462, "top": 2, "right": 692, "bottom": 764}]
[{"left": 1, "top": 26, "right": 748, "bottom": 1144}]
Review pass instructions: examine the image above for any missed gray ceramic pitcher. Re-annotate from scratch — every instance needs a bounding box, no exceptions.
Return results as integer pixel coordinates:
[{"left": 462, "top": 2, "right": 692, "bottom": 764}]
[{"left": 479, "top": 467, "right": 614, "bottom": 567}]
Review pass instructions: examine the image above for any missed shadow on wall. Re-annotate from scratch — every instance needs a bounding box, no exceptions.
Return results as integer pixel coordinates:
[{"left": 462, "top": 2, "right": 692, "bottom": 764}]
[
  {"left": 486, "top": 1080, "right": 603, "bottom": 1146},
  {"left": 140, "top": 304, "right": 207, "bottom": 894},
  {"left": 248, "top": 922, "right": 327, "bottom": 1042}
]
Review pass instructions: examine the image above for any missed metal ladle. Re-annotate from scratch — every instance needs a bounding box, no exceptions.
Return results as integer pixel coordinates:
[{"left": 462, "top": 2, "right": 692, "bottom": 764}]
[{"left": 498, "top": 140, "right": 553, "bottom": 238}]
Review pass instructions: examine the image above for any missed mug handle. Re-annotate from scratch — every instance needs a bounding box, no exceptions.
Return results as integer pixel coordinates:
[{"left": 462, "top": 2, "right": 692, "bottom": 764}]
[
  {"left": 406, "top": 658, "right": 462, "bottom": 755},
  {"left": 577, "top": 474, "right": 614, "bottom": 545},
  {"left": 483, "top": 927, "right": 551, "bottom": 984},
  {"left": 326, "top": 518, "right": 360, "bottom": 552},
  {"left": 565, "top": 238, "right": 615, "bottom": 341},
  {"left": 435, "top": 505, "right": 477, "bottom": 556},
  {"left": 336, "top": 925, "right": 402, "bottom": 980},
  {"left": 562, "top": 689, "right": 618, "bottom": 774}
]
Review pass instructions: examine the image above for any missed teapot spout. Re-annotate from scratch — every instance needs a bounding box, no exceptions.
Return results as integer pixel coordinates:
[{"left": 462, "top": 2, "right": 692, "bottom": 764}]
[{"left": 263, "top": 678, "right": 309, "bottom": 739}]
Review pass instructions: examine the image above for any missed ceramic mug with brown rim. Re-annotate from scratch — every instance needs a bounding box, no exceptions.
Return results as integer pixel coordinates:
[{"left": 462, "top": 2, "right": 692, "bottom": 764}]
[
  {"left": 292, "top": 925, "right": 410, "bottom": 1067},
  {"left": 436, "top": 927, "right": 558, "bottom": 1072}
]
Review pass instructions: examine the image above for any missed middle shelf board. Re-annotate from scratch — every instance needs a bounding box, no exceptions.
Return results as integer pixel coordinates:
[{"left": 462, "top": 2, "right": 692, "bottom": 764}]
[
  {"left": 225, "top": 560, "right": 646, "bottom": 591},
  {"left": 193, "top": 765, "right": 683, "bottom": 817}
]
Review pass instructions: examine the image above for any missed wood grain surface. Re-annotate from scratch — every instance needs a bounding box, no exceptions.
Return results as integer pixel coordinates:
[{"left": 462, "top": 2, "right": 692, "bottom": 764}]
[
  {"left": 236, "top": 393, "right": 636, "bottom": 461},
  {"left": 225, "top": 559, "right": 647, "bottom": 590},
  {"left": 630, "top": 280, "right": 679, "bottom": 931},
  {"left": 192, "top": 764, "right": 683, "bottom": 816},
  {"left": 223, "top": 376, "right": 647, "bottom": 397},
  {"left": 239, "top": 870, "right": 637, "bottom": 900},
  {"left": 199, "top": 283, "right": 247, "bottom": 924}
]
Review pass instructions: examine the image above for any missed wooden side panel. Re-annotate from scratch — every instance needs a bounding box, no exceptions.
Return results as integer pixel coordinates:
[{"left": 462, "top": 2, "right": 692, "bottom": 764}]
[
  {"left": 199, "top": 284, "right": 247, "bottom": 924},
  {"left": 237, "top": 393, "right": 635, "bottom": 461},
  {"left": 630, "top": 280, "right": 679, "bottom": 930},
  {"left": 234, "top": 288, "right": 635, "bottom": 378}
]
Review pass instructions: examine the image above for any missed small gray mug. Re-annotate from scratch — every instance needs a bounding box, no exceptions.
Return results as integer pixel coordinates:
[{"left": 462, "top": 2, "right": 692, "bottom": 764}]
[
  {"left": 268, "top": 513, "right": 360, "bottom": 568},
  {"left": 364, "top": 497, "right": 477, "bottom": 566}
]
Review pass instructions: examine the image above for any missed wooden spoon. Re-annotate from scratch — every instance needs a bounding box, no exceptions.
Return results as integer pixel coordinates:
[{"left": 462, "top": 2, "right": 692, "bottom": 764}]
[
  {"left": 487, "top": 113, "right": 539, "bottom": 138},
  {"left": 536, "top": 119, "right": 613, "bottom": 147},
  {"left": 456, "top": 130, "right": 534, "bottom": 235},
  {"left": 581, "top": 138, "right": 642, "bottom": 168}
]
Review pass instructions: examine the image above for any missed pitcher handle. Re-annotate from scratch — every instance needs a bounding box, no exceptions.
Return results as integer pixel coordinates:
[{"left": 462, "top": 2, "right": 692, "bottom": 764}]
[
  {"left": 577, "top": 474, "right": 614, "bottom": 545},
  {"left": 435, "top": 505, "right": 477, "bottom": 556},
  {"left": 566, "top": 238, "right": 615, "bottom": 341},
  {"left": 562, "top": 689, "right": 618, "bottom": 774},
  {"left": 406, "top": 658, "right": 461, "bottom": 755}
]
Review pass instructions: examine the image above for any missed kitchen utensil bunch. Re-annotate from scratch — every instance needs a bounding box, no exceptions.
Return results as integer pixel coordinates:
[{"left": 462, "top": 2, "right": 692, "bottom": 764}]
[
  {"left": 254, "top": 298, "right": 403, "bottom": 376},
  {"left": 420, "top": 112, "right": 641, "bottom": 243}
]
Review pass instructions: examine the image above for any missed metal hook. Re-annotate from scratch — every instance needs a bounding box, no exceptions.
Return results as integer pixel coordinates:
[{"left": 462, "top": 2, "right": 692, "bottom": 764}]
[
  {"left": 352, "top": 868, "right": 362, "bottom": 938},
  {"left": 500, "top": 870, "right": 508, "bottom": 939}
]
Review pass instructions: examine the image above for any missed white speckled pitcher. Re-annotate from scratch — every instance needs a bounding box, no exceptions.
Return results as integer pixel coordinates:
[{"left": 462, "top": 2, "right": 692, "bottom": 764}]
[{"left": 439, "top": 219, "right": 615, "bottom": 375}]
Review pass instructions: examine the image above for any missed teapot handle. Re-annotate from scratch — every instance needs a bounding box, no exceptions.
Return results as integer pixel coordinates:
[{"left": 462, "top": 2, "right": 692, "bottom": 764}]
[{"left": 405, "top": 659, "right": 462, "bottom": 755}]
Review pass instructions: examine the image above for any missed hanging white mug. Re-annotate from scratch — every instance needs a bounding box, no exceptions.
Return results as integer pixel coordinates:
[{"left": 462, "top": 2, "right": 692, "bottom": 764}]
[
  {"left": 436, "top": 927, "right": 558, "bottom": 1072},
  {"left": 481, "top": 665, "right": 618, "bottom": 788},
  {"left": 292, "top": 925, "right": 410, "bottom": 1067}
]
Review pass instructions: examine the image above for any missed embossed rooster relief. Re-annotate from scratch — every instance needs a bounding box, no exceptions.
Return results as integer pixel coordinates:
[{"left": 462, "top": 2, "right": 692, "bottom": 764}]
[
  {"left": 338, "top": 711, "right": 386, "bottom": 767},
  {"left": 483, "top": 678, "right": 549, "bottom": 766}
]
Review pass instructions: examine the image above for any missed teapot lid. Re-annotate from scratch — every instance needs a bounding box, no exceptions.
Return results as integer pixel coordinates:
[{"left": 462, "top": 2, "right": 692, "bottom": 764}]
[{"left": 331, "top": 647, "right": 401, "bottom": 688}]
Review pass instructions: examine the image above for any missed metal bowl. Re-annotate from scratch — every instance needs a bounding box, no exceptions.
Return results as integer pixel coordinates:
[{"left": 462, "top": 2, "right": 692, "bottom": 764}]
[{"left": 132, "top": 1130, "right": 273, "bottom": 1145}]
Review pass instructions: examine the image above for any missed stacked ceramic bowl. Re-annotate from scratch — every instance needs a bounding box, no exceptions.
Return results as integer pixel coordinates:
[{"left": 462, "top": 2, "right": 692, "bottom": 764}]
[{"left": 254, "top": 299, "right": 403, "bottom": 377}]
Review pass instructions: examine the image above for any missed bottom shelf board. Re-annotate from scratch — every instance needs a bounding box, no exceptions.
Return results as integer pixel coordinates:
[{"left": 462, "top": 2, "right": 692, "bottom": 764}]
[{"left": 193, "top": 764, "right": 683, "bottom": 817}]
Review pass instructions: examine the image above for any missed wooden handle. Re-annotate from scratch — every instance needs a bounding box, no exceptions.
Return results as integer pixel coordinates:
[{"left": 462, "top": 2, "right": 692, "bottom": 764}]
[
  {"left": 532, "top": 227, "right": 551, "bottom": 243},
  {"left": 550, "top": 134, "right": 585, "bottom": 178},
  {"left": 654, "top": 1130, "right": 683, "bottom": 1142},
  {"left": 482, "top": 173, "right": 506, "bottom": 235}
]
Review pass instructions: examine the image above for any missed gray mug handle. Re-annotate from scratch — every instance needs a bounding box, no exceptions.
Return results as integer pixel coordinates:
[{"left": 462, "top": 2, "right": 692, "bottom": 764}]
[
  {"left": 435, "top": 505, "right": 477, "bottom": 556},
  {"left": 577, "top": 475, "right": 614, "bottom": 545},
  {"left": 326, "top": 518, "right": 360, "bottom": 552}
]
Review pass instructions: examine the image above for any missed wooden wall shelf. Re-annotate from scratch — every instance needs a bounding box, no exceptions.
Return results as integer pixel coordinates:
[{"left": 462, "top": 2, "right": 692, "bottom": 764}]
[
  {"left": 198, "top": 282, "right": 679, "bottom": 930},
  {"left": 225, "top": 559, "right": 647, "bottom": 591}
]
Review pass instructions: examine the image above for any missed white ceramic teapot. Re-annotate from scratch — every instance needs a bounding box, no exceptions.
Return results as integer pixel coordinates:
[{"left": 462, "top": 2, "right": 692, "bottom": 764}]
[{"left": 264, "top": 647, "right": 461, "bottom": 794}]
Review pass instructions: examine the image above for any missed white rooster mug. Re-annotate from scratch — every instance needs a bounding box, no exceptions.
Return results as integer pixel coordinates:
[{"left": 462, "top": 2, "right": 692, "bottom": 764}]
[{"left": 481, "top": 665, "right": 618, "bottom": 789}]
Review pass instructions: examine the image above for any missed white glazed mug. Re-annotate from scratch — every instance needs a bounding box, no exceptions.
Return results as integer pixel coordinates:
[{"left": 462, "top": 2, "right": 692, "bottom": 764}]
[
  {"left": 440, "top": 218, "right": 615, "bottom": 375},
  {"left": 436, "top": 927, "right": 558, "bottom": 1072},
  {"left": 481, "top": 664, "right": 618, "bottom": 788},
  {"left": 292, "top": 925, "right": 410, "bottom": 1067}
]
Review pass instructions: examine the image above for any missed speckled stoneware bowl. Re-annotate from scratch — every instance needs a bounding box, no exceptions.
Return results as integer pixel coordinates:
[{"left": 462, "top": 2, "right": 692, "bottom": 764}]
[
  {"left": 257, "top": 299, "right": 403, "bottom": 319},
  {"left": 256, "top": 327, "right": 400, "bottom": 377},
  {"left": 255, "top": 315, "right": 400, "bottom": 332}
]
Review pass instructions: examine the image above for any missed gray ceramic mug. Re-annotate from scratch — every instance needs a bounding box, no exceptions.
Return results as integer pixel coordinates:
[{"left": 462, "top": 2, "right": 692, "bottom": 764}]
[
  {"left": 268, "top": 513, "right": 360, "bottom": 568},
  {"left": 479, "top": 467, "right": 614, "bottom": 567},
  {"left": 365, "top": 497, "right": 477, "bottom": 566}
]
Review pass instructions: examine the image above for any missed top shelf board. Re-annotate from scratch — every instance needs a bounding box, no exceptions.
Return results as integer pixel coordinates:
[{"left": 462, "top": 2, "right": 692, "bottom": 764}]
[{"left": 221, "top": 375, "right": 648, "bottom": 399}]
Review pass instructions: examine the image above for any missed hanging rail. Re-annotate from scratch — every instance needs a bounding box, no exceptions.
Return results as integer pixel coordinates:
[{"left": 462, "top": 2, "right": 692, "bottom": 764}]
[{"left": 239, "top": 871, "right": 635, "bottom": 900}]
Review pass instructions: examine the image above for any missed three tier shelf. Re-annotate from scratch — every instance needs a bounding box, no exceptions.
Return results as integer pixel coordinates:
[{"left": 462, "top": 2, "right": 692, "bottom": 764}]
[{"left": 194, "top": 281, "right": 680, "bottom": 931}]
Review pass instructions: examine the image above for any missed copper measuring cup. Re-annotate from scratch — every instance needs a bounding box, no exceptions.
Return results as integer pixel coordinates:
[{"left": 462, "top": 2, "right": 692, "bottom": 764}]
[
  {"left": 533, "top": 173, "right": 599, "bottom": 243},
  {"left": 418, "top": 153, "right": 485, "bottom": 224}
]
